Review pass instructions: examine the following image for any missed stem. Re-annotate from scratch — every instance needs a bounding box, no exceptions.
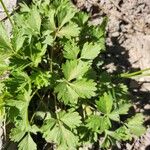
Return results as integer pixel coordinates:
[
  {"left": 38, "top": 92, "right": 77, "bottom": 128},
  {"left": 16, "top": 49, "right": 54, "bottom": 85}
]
[
  {"left": 0, "top": 0, "right": 13, "bottom": 26},
  {"left": 50, "top": 47, "right": 53, "bottom": 72},
  {"left": 120, "top": 68, "right": 150, "bottom": 78}
]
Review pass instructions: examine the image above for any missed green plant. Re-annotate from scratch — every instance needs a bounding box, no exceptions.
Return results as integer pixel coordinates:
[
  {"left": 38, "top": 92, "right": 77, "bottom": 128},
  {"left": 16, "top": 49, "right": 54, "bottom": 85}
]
[{"left": 0, "top": 0, "right": 146, "bottom": 149}]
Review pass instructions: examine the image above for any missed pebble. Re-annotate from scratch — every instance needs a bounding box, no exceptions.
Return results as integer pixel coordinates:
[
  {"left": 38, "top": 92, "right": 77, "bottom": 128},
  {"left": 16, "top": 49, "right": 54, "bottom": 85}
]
[{"left": 144, "top": 104, "right": 150, "bottom": 110}]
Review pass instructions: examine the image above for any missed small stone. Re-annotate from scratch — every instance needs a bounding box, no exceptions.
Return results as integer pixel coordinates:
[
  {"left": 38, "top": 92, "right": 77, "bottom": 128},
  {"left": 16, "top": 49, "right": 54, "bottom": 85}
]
[
  {"left": 144, "top": 104, "right": 150, "bottom": 110},
  {"left": 111, "top": 32, "right": 120, "bottom": 37}
]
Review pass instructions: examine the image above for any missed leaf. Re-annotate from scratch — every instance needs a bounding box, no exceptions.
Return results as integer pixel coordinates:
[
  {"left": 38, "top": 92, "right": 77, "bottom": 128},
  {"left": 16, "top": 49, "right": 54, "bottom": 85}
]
[
  {"left": 63, "top": 40, "right": 80, "bottom": 59},
  {"left": 70, "top": 79, "right": 97, "bottom": 99},
  {"left": 108, "top": 111, "right": 120, "bottom": 122},
  {"left": 111, "top": 103, "right": 131, "bottom": 116},
  {"left": 55, "top": 79, "right": 96, "bottom": 104},
  {"left": 30, "top": 43, "right": 47, "bottom": 67},
  {"left": 0, "top": 22, "right": 12, "bottom": 50},
  {"left": 126, "top": 114, "right": 146, "bottom": 136},
  {"left": 62, "top": 60, "right": 89, "bottom": 81},
  {"left": 31, "top": 71, "right": 51, "bottom": 89},
  {"left": 48, "top": 9, "right": 56, "bottom": 31},
  {"left": 81, "top": 42, "right": 102, "bottom": 60},
  {"left": 28, "top": 8, "right": 41, "bottom": 33},
  {"left": 18, "top": 133, "right": 37, "bottom": 150},
  {"left": 42, "top": 117, "right": 78, "bottom": 150},
  {"left": 10, "top": 127, "right": 26, "bottom": 142},
  {"left": 107, "top": 126, "right": 132, "bottom": 141},
  {"left": 86, "top": 115, "right": 101, "bottom": 132},
  {"left": 57, "top": 22, "right": 80, "bottom": 38},
  {"left": 57, "top": 6, "right": 76, "bottom": 28},
  {"left": 55, "top": 82, "right": 79, "bottom": 104},
  {"left": 59, "top": 110, "right": 81, "bottom": 129},
  {"left": 42, "top": 34, "right": 54, "bottom": 46},
  {"left": 86, "top": 115, "right": 110, "bottom": 133},
  {"left": 96, "top": 92, "right": 113, "bottom": 114}
]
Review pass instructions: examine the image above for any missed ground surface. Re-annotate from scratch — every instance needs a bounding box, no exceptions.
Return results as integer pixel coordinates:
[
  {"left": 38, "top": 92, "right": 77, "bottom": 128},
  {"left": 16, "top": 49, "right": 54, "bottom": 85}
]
[{"left": 0, "top": 0, "right": 150, "bottom": 149}]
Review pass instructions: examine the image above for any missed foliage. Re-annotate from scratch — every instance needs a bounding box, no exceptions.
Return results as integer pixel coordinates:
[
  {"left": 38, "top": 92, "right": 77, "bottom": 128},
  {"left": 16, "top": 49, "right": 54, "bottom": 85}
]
[{"left": 0, "top": 0, "right": 146, "bottom": 149}]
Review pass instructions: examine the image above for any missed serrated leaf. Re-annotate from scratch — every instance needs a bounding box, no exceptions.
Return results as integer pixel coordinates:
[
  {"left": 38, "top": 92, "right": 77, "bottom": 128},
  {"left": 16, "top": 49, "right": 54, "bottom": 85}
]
[
  {"left": 57, "top": 6, "right": 76, "bottom": 28},
  {"left": 55, "top": 79, "right": 96, "bottom": 104},
  {"left": 42, "top": 118, "right": 78, "bottom": 150},
  {"left": 28, "top": 8, "right": 41, "bottom": 32},
  {"left": 86, "top": 115, "right": 110, "bottom": 133},
  {"left": 63, "top": 40, "right": 80, "bottom": 59},
  {"left": 18, "top": 133, "right": 37, "bottom": 150},
  {"left": 0, "top": 22, "right": 12, "bottom": 50},
  {"left": 10, "top": 127, "right": 25, "bottom": 142},
  {"left": 59, "top": 110, "right": 81, "bottom": 129},
  {"left": 58, "top": 23, "right": 80, "bottom": 38},
  {"left": 55, "top": 82, "right": 79, "bottom": 104},
  {"left": 96, "top": 92, "right": 113, "bottom": 114},
  {"left": 62, "top": 60, "right": 89, "bottom": 81},
  {"left": 31, "top": 71, "right": 51, "bottom": 89},
  {"left": 70, "top": 79, "right": 97, "bottom": 99},
  {"left": 112, "top": 103, "right": 131, "bottom": 115},
  {"left": 48, "top": 9, "right": 56, "bottom": 31},
  {"left": 107, "top": 126, "right": 132, "bottom": 141},
  {"left": 108, "top": 111, "right": 120, "bottom": 122},
  {"left": 81, "top": 42, "right": 102, "bottom": 60},
  {"left": 42, "top": 34, "right": 54, "bottom": 46},
  {"left": 126, "top": 114, "right": 146, "bottom": 136},
  {"left": 86, "top": 115, "right": 101, "bottom": 132}
]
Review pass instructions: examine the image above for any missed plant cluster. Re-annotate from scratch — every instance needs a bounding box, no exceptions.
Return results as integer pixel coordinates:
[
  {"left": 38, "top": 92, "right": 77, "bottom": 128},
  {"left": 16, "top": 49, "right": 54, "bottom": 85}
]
[{"left": 0, "top": 0, "right": 146, "bottom": 149}]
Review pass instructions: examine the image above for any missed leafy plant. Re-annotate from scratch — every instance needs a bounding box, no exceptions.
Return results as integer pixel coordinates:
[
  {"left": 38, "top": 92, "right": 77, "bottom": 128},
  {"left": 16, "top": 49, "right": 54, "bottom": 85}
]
[{"left": 0, "top": 0, "right": 146, "bottom": 149}]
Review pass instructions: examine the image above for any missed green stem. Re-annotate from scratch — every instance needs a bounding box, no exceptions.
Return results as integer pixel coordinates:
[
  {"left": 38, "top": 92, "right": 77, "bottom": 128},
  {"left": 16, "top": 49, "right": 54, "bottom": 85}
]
[
  {"left": 0, "top": 0, "right": 13, "bottom": 26},
  {"left": 120, "top": 68, "right": 150, "bottom": 78}
]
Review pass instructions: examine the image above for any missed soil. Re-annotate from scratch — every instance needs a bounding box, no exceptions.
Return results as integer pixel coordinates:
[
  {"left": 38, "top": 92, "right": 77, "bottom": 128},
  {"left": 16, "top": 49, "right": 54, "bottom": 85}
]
[{"left": 0, "top": 0, "right": 150, "bottom": 149}]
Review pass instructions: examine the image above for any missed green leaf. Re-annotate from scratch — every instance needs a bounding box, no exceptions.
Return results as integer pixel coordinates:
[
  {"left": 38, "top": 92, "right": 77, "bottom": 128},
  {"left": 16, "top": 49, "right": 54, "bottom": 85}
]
[
  {"left": 81, "top": 42, "right": 102, "bottom": 60},
  {"left": 70, "top": 79, "right": 97, "bottom": 99},
  {"left": 42, "top": 34, "right": 54, "bottom": 46},
  {"left": 57, "top": 22, "right": 80, "bottom": 38},
  {"left": 57, "top": 6, "right": 76, "bottom": 28},
  {"left": 86, "top": 115, "right": 101, "bottom": 132},
  {"left": 55, "top": 82, "right": 79, "bottom": 104},
  {"left": 55, "top": 79, "right": 96, "bottom": 104},
  {"left": 48, "top": 9, "right": 56, "bottom": 31},
  {"left": 59, "top": 110, "right": 81, "bottom": 129},
  {"left": 62, "top": 60, "right": 89, "bottom": 81},
  {"left": 30, "top": 43, "right": 47, "bottom": 67},
  {"left": 0, "top": 22, "right": 12, "bottom": 50},
  {"left": 111, "top": 103, "right": 131, "bottom": 116},
  {"left": 96, "top": 92, "right": 113, "bottom": 114},
  {"left": 31, "top": 71, "right": 51, "bottom": 89},
  {"left": 18, "top": 133, "right": 37, "bottom": 150},
  {"left": 28, "top": 8, "right": 41, "bottom": 33},
  {"left": 107, "top": 126, "right": 132, "bottom": 141},
  {"left": 108, "top": 111, "right": 120, "bottom": 122},
  {"left": 42, "top": 118, "right": 78, "bottom": 150},
  {"left": 10, "top": 127, "right": 25, "bottom": 142},
  {"left": 63, "top": 40, "right": 80, "bottom": 60},
  {"left": 86, "top": 115, "right": 110, "bottom": 133},
  {"left": 126, "top": 114, "right": 146, "bottom": 136}
]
